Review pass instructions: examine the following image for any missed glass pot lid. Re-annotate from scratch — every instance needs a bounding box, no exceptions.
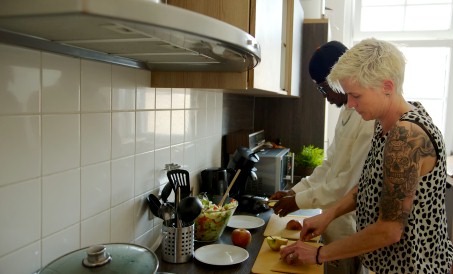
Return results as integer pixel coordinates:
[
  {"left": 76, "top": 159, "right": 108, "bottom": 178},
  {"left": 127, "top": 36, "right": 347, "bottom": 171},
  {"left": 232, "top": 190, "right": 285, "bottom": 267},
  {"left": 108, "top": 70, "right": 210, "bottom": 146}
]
[{"left": 39, "top": 243, "right": 158, "bottom": 274}]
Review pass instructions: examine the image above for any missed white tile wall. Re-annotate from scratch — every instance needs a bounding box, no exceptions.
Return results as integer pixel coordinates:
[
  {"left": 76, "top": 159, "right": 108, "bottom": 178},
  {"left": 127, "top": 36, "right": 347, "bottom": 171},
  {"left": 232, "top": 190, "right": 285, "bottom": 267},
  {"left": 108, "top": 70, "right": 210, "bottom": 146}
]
[{"left": 0, "top": 43, "right": 223, "bottom": 274}]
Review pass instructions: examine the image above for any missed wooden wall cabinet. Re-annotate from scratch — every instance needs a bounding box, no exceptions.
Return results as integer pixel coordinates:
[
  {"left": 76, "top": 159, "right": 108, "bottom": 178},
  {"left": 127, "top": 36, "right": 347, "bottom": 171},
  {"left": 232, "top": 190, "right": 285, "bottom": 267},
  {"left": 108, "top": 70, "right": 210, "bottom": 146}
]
[
  {"left": 253, "top": 19, "right": 328, "bottom": 151},
  {"left": 152, "top": 0, "right": 304, "bottom": 97}
]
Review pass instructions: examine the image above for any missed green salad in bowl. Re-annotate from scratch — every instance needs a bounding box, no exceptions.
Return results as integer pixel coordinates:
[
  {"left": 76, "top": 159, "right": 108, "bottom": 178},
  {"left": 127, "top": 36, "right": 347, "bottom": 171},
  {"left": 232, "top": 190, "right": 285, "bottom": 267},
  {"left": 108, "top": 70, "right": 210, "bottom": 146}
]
[{"left": 194, "top": 194, "right": 238, "bottom": 242}]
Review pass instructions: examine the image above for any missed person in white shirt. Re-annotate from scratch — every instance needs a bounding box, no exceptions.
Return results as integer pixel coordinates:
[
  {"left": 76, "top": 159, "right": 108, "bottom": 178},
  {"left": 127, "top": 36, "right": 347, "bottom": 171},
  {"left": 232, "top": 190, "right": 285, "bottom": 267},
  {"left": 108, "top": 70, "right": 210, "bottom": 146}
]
[{"left": 270, "top": 41, "right": 374, "bottom": 274}]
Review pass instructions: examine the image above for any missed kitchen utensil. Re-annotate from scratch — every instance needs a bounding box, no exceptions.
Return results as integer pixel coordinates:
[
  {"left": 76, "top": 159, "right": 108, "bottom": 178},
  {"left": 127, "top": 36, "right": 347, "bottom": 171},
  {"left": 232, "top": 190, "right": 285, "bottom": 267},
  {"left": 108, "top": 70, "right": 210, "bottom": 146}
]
[
  {"left": 160, "top": 182, "right": 173, "bottom": 203},
  {"left": 167, "top": 169, "right": 191, "bottom": 199},
  {"left": 218, "top": 169, "right": 241, "bottom": 207},
  {"left": 147, "top": 194, "right": 161, "bottom": 218},
  {"left": 175, "top": 187, "right": 182, "bottom": 228},
  {"left": 177, "top": 196, "right": 203, "bottom": 224},
  {"left": 159, "top": 203, "right": 175, "bottom": 227},
  {"left": 38, "top": 243, "right": 158, "bottom": 274}
]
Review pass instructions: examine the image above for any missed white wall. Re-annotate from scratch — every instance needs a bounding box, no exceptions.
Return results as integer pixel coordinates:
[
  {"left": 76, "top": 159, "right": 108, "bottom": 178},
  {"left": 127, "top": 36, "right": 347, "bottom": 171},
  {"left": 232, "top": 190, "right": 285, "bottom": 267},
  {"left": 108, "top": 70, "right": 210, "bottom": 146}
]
[{"left": 0, "top": 43, "right": 223, "bottom": 274}]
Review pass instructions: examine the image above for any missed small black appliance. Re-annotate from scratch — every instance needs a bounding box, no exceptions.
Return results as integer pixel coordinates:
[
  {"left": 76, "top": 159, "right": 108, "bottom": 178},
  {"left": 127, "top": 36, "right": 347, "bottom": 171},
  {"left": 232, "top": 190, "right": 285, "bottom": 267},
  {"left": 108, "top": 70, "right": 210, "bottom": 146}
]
[{"left": 200, "top": 167, "right": 228, "bottom": 202}]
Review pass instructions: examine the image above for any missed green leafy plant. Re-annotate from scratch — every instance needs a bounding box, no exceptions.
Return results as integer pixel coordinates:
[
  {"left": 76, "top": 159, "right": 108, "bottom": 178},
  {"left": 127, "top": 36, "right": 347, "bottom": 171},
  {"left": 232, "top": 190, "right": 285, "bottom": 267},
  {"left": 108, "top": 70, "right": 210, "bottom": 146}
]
[{"left": 294, "top": 145, "right": 324, "bottom": 168}]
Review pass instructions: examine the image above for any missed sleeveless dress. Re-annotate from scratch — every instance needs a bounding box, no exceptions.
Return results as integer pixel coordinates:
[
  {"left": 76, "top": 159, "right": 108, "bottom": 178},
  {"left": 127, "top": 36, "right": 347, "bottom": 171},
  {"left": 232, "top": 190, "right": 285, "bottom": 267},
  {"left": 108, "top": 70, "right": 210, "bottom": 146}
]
[{"left": 356, "top": 101, "right": 453, "bottom": 273}]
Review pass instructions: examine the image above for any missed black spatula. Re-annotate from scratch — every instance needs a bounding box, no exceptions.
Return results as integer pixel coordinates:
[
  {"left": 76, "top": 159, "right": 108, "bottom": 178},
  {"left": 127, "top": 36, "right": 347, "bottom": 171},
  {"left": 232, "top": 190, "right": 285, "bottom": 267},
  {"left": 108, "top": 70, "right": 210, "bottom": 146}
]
[{"left": 167, "top": 169, "right": 191, "bottom": 199}]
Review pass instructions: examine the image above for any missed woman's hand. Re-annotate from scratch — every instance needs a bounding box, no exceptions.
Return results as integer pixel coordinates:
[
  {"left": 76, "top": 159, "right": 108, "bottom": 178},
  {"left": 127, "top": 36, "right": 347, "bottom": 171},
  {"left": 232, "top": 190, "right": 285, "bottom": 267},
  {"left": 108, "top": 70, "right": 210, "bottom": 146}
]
[
  {"left": 280, "top": 240, "right": 318, "bottom": 265},
  {"left": 299, "top": 211, "right": 332, "bottom": 241}
]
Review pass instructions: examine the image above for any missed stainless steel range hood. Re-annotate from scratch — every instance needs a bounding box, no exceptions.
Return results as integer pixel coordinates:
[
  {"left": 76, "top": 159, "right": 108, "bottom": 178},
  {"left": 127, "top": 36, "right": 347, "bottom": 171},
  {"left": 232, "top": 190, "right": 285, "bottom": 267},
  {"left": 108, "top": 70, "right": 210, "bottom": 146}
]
[{"left": 0, "top": 0, "right": 261, "bottom": 72}]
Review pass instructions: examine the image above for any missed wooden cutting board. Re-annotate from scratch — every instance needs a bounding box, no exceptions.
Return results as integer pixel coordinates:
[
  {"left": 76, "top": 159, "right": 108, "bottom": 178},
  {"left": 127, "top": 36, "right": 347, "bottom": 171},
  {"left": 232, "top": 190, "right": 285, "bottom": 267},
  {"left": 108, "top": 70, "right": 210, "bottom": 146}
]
[
  {"left": 251, "top": 239, "right": 323, "bottom": 274},
  {"left": 264, "top": 214, "right": 320, "bottom": 241}
]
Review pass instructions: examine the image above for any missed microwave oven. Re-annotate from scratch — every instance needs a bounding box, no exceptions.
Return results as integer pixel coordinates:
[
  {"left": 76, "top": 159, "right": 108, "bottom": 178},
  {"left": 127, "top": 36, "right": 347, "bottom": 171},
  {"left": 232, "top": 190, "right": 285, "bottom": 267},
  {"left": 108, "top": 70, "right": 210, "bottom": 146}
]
[{"left": 246, "top": 148, "right": 294, "bottom": 197}]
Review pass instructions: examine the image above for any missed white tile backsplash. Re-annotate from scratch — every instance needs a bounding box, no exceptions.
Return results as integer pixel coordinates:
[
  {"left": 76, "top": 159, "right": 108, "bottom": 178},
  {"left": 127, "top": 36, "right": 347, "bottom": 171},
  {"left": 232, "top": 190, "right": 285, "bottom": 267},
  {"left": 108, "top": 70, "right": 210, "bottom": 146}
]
[
  {"left": 184, "top": 109, "right": 197, "bottom": 142},
  {"left": 171, "top": 110, "right": 185, "bottom": 145},
  {"left": 0, "top": 241, "right": 41, "bottom": 274},
  {"left": 112, "top": 66, "right": 136, "bottom": 111},
  {"left": 136, "top": 110, "right": 155, "bottom": 153},
  {"left": 81, "top": 113, "right": 111, "bottom": 165},
  {"left": 135, "top": 151, "right": 155, "bottom": 195},
  {"left": 111, "top": 199, "right": 135, "bottom": 243},
  {"left": 0, "top": 44, "right": 223, "bottom": 273},
  {"left": 42, "top": 114, "right": 80, "bottom": 175},
  {"left": 154, "top": 148, "right": 171, "bottom": 187},
  {"left": 42, "top": 169, "right": 80, "bottom": 237},
  {"left": 111, "top": 156, "right": 135, "bottom": 206},
  {"left": 80, "top": 60, "right": 111, "bottom": 112},
  {"left": 0, "top": 179, "right": 41, "bottom": 258},
  {"left": 156, "top": 88, "right": 172, "bottom": 109},
  {"left": 80, "top": 210, "right": 111, "bottom": 248},
  {"left": 111, "top": 111, "right": 135, "bottom": 159},
  {"left": 171, "top": 88, "right": 185, "bottom": 109},
  {"left": 81, "top": 162, "right": 111, "bottom": 219},
  {"left": 136, "top": 72, "right": 155, "bottom": 110},
  {"left": 0, "top": 44, "right": 40, "bottom": 115},
  {"left": 42, "top": 52, "right": 80, "bottom": 113},
  {"left": 41, "top": 224, "right": 79, "bottom": 267},
  {"left": 0, "top": 115, "right": 41, "bottom": 186},
  {"left": 134, "top": 193, "right": 156, "bottom": 239},
  {"left": 155, "top": 110, "right": 171, "bottom": 149}
]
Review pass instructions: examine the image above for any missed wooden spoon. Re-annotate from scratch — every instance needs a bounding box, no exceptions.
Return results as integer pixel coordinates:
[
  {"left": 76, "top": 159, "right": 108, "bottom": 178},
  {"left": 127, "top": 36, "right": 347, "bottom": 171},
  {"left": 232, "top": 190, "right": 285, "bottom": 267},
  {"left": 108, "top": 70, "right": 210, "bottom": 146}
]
[{"left": 217, "top": 169, "right": 241, "bottom": 207}]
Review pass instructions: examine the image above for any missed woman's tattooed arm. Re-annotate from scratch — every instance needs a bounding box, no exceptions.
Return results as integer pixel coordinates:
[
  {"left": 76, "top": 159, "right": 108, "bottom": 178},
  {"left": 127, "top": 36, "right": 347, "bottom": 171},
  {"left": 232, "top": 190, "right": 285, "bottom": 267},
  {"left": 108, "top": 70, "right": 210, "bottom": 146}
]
[{"left": 380, "top": 122, "right": 436, "bottom": 226}]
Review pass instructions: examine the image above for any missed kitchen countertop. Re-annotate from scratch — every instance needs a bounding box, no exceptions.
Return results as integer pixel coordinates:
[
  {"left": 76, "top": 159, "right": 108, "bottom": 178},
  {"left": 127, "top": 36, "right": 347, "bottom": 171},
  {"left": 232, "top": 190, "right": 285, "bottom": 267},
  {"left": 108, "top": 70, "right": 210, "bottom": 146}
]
[
  {"left": 155, "top": 209, "right": 273, "bottom": 274},
  {"left": 154, "top": 208, "right": 321, "bottom": 274}
]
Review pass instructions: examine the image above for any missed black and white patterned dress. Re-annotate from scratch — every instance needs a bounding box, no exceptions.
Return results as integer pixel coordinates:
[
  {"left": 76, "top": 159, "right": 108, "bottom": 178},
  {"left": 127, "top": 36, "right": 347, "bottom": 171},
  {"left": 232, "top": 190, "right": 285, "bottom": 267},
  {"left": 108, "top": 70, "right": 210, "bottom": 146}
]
[{"left": 356, "top": 101, "right": 453, "bottom": 273}]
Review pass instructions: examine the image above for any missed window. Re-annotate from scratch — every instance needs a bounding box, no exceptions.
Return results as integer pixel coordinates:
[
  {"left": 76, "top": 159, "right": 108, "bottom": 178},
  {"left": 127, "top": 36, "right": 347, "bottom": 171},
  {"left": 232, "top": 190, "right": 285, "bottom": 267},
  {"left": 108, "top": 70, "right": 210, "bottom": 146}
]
[
  {"left": 352, "top": 0, "right": 453, "bottom": 154},
  {"left": 359, "top": 0, "right": 452, "bottom": 33}
]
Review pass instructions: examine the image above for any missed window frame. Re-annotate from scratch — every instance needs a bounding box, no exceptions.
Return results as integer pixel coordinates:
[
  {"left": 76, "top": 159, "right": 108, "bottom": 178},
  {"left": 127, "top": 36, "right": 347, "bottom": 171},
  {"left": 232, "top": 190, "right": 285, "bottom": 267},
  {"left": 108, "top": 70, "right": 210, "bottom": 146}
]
[
  {"left": 353, "top": 0, "right": 453, "bottom": 41},
  {"left": 351, "top": 0, "right": 453, "bottom": 155}
]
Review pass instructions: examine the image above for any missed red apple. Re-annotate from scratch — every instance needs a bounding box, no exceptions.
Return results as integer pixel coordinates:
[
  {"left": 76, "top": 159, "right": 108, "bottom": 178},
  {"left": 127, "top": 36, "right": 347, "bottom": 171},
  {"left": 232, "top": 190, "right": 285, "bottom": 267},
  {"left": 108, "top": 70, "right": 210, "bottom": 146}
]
[
  {"left": 286, "top": 219, "right": 302, "bottom": 230},
  {"left": 231, "top": 228, "right": 251, "bottom": 248}
]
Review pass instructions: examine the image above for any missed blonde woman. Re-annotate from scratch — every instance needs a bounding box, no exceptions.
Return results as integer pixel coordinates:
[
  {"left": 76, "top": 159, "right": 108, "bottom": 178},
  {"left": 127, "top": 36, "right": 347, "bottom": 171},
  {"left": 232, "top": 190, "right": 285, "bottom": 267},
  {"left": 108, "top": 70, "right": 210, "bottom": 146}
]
[{"left": 280, "top": 38, "right": 453, "bottom": 273}]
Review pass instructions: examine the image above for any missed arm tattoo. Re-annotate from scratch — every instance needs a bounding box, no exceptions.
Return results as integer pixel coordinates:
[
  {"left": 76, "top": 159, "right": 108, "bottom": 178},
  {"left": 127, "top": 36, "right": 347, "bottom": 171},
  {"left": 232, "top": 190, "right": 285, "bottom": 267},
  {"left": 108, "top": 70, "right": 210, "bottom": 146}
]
[{"left": 380, "top": 123, "right": 435, "bottom": 225}]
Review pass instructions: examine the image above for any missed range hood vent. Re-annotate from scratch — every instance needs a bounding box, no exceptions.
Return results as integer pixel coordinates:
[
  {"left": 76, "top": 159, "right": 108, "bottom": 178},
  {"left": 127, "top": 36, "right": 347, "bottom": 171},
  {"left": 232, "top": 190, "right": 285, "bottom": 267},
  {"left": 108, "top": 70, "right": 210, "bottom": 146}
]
[{"left": 0, "top": 0, "right": 261, "bottom": 72}]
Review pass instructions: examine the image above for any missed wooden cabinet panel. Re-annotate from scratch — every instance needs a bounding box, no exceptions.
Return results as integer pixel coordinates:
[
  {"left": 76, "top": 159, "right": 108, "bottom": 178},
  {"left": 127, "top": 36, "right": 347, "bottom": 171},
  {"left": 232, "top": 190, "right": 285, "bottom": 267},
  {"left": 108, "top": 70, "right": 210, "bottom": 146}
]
[
  {"left": 253, "top": 19, "right": 328, "bottom": 151},
  {"left": 250, "top": 0, "right": 284, "bottom": 93},
  {"left": 152, "top": 0, "right": 303, "bottom": 97},
  {"left": 167, "top": 0, "right": 249, "bottom": 31}
]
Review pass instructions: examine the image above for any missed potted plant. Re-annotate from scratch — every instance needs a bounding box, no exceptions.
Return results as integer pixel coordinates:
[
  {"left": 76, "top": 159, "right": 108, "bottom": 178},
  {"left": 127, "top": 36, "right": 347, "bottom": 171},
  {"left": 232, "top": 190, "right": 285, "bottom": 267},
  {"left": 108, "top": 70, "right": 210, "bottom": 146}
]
[{"left": 294, "top": 145, "right": 324, "bottom": 177}]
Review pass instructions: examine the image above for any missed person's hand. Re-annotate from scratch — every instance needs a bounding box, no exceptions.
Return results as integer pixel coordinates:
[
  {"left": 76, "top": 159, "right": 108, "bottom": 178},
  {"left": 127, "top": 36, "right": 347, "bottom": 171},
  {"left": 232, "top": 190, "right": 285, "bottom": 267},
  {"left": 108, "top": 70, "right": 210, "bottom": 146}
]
[
  {"left": 273, "top": 196, "right": 299, "bottom": 217},
  {"left": 269, "top": 189, "right": 295, "bottom": 200},
  {"left": 280, "top": 240, "right": 318, "bottom": 265},
  {"left": 299, "top": 212, "right": 331, "bottom": 241}
]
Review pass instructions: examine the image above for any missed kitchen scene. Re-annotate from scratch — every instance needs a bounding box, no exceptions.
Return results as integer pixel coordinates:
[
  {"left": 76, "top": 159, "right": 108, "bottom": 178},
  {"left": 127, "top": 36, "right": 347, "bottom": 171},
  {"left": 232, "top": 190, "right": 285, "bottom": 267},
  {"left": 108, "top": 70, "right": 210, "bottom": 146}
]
[{"left": 1, "top": 0, "right": 453, "bottom": 274}]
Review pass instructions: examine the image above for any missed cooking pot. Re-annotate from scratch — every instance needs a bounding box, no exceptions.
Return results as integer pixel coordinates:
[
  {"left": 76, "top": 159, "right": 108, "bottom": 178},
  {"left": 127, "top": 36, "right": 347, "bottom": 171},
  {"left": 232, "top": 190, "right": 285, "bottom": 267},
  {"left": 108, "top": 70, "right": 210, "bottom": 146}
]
[{"left": 38, "top": 243, "right": 158, "bottom": 274}]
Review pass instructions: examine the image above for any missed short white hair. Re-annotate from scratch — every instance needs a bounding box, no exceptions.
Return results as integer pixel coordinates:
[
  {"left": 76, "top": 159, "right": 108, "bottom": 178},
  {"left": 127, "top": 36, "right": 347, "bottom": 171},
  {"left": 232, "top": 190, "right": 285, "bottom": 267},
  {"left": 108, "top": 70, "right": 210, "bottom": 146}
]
[{"left": 327, "top": 38, "right": 406, "bottom": 95}]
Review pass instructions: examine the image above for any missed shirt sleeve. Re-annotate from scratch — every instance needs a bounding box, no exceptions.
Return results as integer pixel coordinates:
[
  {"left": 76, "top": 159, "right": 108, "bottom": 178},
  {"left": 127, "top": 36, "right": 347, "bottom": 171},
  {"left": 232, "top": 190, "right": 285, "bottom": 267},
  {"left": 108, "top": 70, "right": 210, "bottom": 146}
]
[{"left": 292, "top": 109, "right": 375, "bottom": 210}]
